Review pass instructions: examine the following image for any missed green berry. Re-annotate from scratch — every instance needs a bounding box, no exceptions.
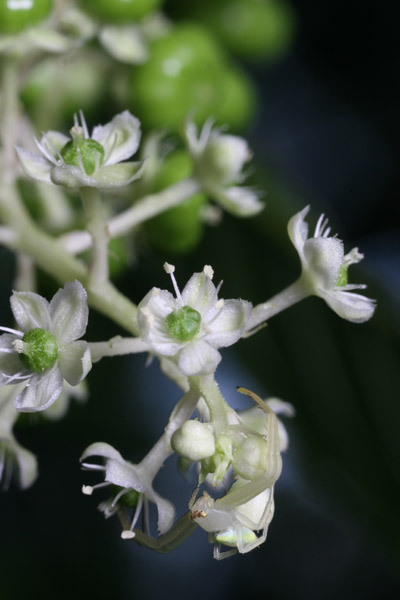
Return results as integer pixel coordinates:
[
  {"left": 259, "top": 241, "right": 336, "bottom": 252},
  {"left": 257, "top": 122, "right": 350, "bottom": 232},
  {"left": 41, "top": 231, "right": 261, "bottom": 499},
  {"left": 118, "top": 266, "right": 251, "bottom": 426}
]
[
  {"left": 215, "top": 67, "right": 257, "bottom": 131},
  {"left": 0, "top": 0, "right": 53, "bottom": 35},
  {"left": 60, "top": 138, "right": 104, "bottom": 176},
  {"left": 83, "top": 0, "right": 163, "bottom": 23},
  {"left": 20, "top": 328, "right": 58, "bottom": 373},
  {"left": 131, "top": 24, "right": 225, "bottom": 130},
  {"left": 165, "top": 306, "right": 201, "bottom": 342},
  {"left": 145, "top": 150, "right": 206, "bottom": 254}
]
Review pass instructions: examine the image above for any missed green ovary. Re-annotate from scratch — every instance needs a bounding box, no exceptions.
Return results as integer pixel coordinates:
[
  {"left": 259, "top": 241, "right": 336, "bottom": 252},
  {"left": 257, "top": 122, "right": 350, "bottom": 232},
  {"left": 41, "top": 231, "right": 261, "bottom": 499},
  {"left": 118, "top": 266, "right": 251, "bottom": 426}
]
[
  {"left": 165, "top": 306, "right": 201, "bottom": 342},
  {"left": 336, "top": 264, "right": 348, "bottom": 287},
  {"left": 60, "top": 138, "right": 104, "bottom": 175},
  {"left": 20, "top": 328, "right": 58, "bottom": 372}
]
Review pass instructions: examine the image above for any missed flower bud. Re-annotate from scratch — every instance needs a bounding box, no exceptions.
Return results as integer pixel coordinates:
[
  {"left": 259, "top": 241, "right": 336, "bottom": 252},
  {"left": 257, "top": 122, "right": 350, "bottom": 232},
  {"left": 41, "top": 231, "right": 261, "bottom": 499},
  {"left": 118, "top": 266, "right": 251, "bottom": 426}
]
[
  {"left": 232, "top": 435, "right": 269, "bottom": 480},
  {"left": 171, "top": 420, "right": 215, "bottom": 461}
]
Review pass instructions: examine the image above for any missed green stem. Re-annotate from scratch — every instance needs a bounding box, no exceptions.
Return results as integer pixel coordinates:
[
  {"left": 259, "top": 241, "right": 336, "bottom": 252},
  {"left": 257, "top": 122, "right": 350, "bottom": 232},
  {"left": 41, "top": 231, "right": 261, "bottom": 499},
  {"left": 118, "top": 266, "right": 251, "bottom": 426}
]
[
  {"left": 59, "top": 177, "right": 201, "bottom": 254},
  {"left": 0, "top": 183, "right": 139, "bottom": 335},
  {"left": 190, "top": 374, "right": 231, "bottom": 434},
  {"left": 0, "top": 55, "right": 20, "bottom": 183},
  {"left": 89, "top": 336, "right": 149, "bottom": 363},
  {"left": 80, "top": 187, "right": 109, "bottom": 286},
  {"left": 248, "top": 278, "right": 309, "bottom": 330}
]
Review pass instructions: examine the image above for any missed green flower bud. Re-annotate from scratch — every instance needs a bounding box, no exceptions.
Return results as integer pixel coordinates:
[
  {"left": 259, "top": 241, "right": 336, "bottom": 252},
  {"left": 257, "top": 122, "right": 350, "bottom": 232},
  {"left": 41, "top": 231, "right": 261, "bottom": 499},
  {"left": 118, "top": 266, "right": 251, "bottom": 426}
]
[
  {"left": 232, "top": 435, "right": 269, "bottom": 480},
  {"left": 60, "top": 137, "right": 104, "bottom": 176},
  {"left": 19, "top": 328, "right": 58, "bottom": 373},
  {"left": 165, "top": 306, "right": 201, "bottom": 342},
  {"left": 171, "top": 420, "right": 215, "bottom": 462}
]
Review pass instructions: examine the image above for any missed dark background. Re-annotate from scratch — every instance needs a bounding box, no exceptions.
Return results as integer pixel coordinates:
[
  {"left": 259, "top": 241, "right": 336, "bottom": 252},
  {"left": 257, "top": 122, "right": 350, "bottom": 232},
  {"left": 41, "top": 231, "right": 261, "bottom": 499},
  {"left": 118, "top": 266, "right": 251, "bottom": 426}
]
[{"left": 1, "top": 1, "right": 399, "bottom": 599}]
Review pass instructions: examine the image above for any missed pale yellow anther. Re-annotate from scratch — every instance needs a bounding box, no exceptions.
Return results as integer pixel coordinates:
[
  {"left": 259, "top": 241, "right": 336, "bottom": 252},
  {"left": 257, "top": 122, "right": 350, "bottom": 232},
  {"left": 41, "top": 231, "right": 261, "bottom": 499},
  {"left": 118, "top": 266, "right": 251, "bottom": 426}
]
[
  {"left": 203, "top": 265, "right": 214, "bottom": 279},
  {"left": 82, "top": 485, "right": 93, "bottom": 495},
  {"left": 121, "top": 530, "right": 136, "bottom": 540},
  {"left": 163, "top": 262, "right": 175, "bottom": 274},
  {"left": 215, "top": 299, "right": 224, "bottom": 310}
]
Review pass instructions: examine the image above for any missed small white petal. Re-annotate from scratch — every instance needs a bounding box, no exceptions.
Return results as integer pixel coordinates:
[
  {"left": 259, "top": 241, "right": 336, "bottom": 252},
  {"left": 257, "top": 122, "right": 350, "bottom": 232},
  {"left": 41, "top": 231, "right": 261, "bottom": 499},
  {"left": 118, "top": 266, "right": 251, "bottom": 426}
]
[
  {"left": 99, "top": 25, "right": 148, "bottom": 65},
  {"left": 138, "top": 290, "right": 183, "bottom": 356},
  {"left": 15, "top": 147, "right": 52, "bottom": 184},
  {"left": 321, "top": 289, "right": 376, "bottom": 324},
  {"left": 58, "top": 341, "right": 92, "bottom": 386},
  {"left": 50, "top": 164, "right": 94, "bottom": 188},
  {"left": 14, "top": 366, "right": 63, "bottom": 412},
  {"left": 39, "top": 130, "right": 70, "bottom": 155},
  {"left": 80, "top": 442, "right": 124, "bottom": 463},
  {"left": 287, "top": 205, "right": 310, "bottom": 260},
  {"left": 205, "top": 299, "right": 252, "bottom": 348},
  {"left": 91, "top": 161, "right": 145, "bottom": 188},
  {"left": 303, "top": 237, "right": 344, "bottom": 291},
  {"left": 178, "top": 340, "right": 221, "bottom": 376},
  {"left": 92, "top": 111, "right": 141, "bottom": 165},
  {"left": 105, "top": 459, "right": 146, "bottom": 492},
  {"left": 49, "top": 281, "right": 88, "bottom": 344},
  {"left": 181, "top": 272, "right": 218, "bottom": 318},
  {"left": 10, "top": 291, "right": 51, "bottom": 332},
  {"left": 213, "top": 186, "right": 264, "bottom": 217}
]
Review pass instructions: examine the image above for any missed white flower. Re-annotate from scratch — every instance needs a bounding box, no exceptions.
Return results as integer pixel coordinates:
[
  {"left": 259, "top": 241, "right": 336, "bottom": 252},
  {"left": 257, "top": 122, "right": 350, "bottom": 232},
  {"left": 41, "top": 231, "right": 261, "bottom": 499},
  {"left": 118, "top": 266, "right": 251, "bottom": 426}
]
[
  {"left": 289, "top": 206, "right": 376, "bottom": 323},
  {"left": 0, "top": 385, "right": 37, "bottom": 490},
  {"left": 16, "top": 110, "right": 145, "bottom": 189},
  {"left": 137, "top": 263, "right": 252, "bottom": 376},
  {"left": 184, "top": 119, "right": 263, "bottom": 217},
  {"left": 238, "top": 397, "right": 295, "bottom": 453},
  {"left": 81, "top": 442, "right": 175, "bottom": 537},
  {"left": 0, "top": 281, "right": 91, "bottom": 412}
]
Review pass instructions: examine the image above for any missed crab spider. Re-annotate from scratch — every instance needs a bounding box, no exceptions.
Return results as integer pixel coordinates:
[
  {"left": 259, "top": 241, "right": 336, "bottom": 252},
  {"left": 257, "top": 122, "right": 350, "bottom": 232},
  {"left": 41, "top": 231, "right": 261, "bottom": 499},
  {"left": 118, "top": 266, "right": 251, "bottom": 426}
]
[{"left": 191, "top": 388, "right": 282, "bottom": 558}]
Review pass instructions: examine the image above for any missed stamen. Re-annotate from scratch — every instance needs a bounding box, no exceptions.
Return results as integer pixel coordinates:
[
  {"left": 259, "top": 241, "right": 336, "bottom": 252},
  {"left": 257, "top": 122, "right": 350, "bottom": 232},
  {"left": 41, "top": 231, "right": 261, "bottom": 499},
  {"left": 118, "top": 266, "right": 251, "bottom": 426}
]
[
  {"left": 3, "top": 371, "right": 31, "bottom": 384},
  {"left": 79, "top": 110, "right": 89, "bottom": 139},
  {"left": 0, "top": 326, "right": 23, "bottom": 337},
  {"left": 73, "top": 113, "right": 79, "bottom": 128},
  {"left": 314, "top": 213, "right": 327, "bottom": 237},
  {"left": 121, "top": 530, "right": 136, "bottom": 539},
  {"left": 111, "top": 487, "right": 131, "bottom": 508},
  {"left": 203, "top": 265, "right": 214, "bottom": 280},
  {"left": 82, "top": 481, "right": 111, "bottom": 495},
  {"left": 164, "top": 263, "right": 183, "bottom": 304}
]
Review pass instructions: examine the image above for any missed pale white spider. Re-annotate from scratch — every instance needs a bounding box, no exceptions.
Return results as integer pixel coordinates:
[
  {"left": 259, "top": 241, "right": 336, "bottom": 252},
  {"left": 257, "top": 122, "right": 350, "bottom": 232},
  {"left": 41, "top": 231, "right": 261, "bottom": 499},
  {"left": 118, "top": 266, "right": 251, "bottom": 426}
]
[{"left": 191, "top": 388, "right": 282, "bottom": 559}]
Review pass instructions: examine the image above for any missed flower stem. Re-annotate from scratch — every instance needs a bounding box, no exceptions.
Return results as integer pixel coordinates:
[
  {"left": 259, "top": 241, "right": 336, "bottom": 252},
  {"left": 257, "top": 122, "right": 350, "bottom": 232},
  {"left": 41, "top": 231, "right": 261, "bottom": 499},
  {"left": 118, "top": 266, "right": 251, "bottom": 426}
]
[
  {"left": 89, "top": 336, "right": 149, "bottom": 363},
  {"left": 59, "top": 177, "right": 201, "bottom": 254},
  {"left": 80, "top": 187, "right": 109, "bottom": 287},
  {"left": 0, "top": 55, "right": 21, "bottom": 183},
  {"left": 191, "top": 374, "right": 231, "bottom": 434},
  {"left": 0, "top": 184, "right": 140, "bottom": 335},
  {"left": 247, "top": 278, "right": 309, "bottom": 330}
]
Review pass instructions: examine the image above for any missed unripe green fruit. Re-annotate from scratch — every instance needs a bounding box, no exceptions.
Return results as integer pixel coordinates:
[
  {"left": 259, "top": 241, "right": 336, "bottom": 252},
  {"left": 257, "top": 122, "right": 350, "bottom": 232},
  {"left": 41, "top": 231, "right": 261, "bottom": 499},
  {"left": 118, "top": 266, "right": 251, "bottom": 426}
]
[
  {"left": 84, "top": 0, "right": 163, "bottom": 23},
  {"left": 19, "top": 328, "right": 58, "bottom": 373},
  {"left": 0, "top": 0, "right": 53, "bottom": 35},
  {"left": 232, "top": 435, "right": 269, "bottom": 480},
  {"left": 60, "top": 138, "right": 104, "bottom": 176},
  {"left": 215, "top": 67, "right": 257, "bottom": 131},
  {"left": 165, "top": 306, "right": 201, "bottom": 342},
  {"left": 145, "top": 150, "right": 206, "bottom": 254},
  {"left": 131, "top": 23, "right": 225, "bottom": 130}
]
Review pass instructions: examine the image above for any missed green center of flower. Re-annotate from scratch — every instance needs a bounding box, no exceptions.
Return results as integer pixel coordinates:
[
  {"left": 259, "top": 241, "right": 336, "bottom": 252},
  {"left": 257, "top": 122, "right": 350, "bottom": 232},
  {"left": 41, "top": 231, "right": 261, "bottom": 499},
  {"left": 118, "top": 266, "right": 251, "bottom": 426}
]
[
  {"left": 60, "top": 137, "right": 104, "bottom": 175},
  {"left": 110, "top": 485, "right": 140, "bottom": 508},
  {"left": 165, "top": 305, "right": 201, "bottom": 342},
  {"left": 336, "top": 264, "right": 348, "bottom": 287},
  {"left": 19, "top": 328, "right": 58, "bottom": 373}
]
